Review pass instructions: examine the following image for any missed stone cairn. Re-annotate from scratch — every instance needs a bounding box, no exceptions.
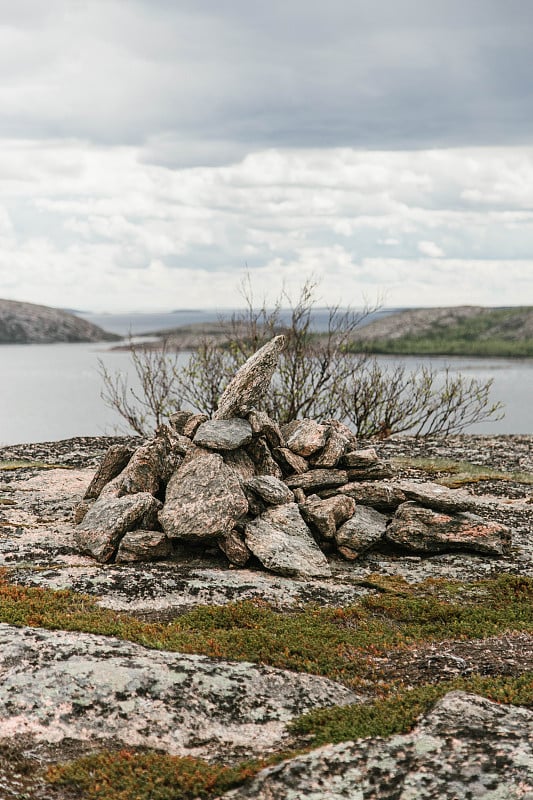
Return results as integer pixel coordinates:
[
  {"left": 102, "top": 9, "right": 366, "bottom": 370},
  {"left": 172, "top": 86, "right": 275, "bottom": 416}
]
[{"left": 75, "top": 335, "right": 511, "bottom": 578}]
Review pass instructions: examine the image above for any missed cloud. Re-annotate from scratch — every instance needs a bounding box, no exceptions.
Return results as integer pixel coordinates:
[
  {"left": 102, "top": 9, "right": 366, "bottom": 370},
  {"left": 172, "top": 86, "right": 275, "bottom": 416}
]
[{"left": 0, "top": 142, "right": 531, "bottom": 310}]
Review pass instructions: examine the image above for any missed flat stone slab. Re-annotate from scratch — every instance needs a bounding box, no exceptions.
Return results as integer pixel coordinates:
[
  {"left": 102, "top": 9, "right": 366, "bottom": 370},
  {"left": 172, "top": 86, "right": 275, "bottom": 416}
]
[
  {"left": 393, "top": 480, "right": 475, "bottom": 513},
  {"left": 223, "top": 691, "right": 533, "bottom": 799},
  {"left": 245, "top": 476, "right": 294, "bottom": 506},
  {"left": 0, "top": 624, "right": 359, "bottom": 761},
  {"left": 245, "top": 503, "right": 332, "bottom": 579},
  {"left": 386, "top": 502, "right": 512, "bottom": 556},
  {"left": 285, "top": 469, "right": 349, "bottom": 492},
  {"left": 193, "top": 419, "right": 253, "bottom": 451},
  {"left": 285, "top": 420, "right": 328, "bottom": 457},
  {"left": 335, "top": 505, "right": 389, "bottom": 559}
]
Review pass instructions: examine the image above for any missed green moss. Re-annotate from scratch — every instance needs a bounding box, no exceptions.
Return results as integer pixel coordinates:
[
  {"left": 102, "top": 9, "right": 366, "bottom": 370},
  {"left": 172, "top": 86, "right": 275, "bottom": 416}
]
[
  {"left": 290, "top": 673, "right": 533, "bottom": 746},
  {"left": 0, "top": 459, "right": 69, "bottom": 471},
  {"left": 46, "top": 750, "right": 266, "bottom": 800},
  {"left": 0, "top": 573, "right": 531, "bottom": 691}
]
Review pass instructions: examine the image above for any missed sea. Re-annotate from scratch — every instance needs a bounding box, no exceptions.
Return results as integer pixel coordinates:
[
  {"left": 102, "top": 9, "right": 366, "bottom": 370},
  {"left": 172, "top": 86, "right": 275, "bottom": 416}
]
[{"left": 0, "top": 310, "right": 531, "bottom": 447}]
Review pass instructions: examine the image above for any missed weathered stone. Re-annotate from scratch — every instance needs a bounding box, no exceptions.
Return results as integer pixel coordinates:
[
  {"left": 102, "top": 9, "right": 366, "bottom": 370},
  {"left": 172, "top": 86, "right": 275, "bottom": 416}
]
[
  {"left": 115, "top": 437, "right": 168, "bottom": 497},
  {"left": 324, "top": 418, "right": 357, "bottom": 445},
  {"left": 394, "top": 480, "right": 474, "bottom": 513},
  {"left": 214, "top": 335, "right": 286, "bottom": 419},
  {"left": 246, "top": 437, "right": 283, "bottom": 478},
  {"left": 310, "top": 426, "right": 349, "bottom": 468},
  {"left": 73, "top": 499, "right": 93, "bottom": 524},
  {"left": 83, "top": 444, "right": 133, "bottom": 499},
  {"left": 0, "top": 624, "right": 358, "bottom": 762},
  {"left": 248, "top": 409, "right": 285, "bottom": 448},
  {"left": 335, "top": 505, "right": 389, "bottom": 558},
  {"left": 218, "top": 529, "right": 251, "bottom": 567},
  {"left": 159, "top": 453, "right": 248, "bottom": 541},
  {"left": 245, "top": 503, "right": 332, "bottom": 579},
  {"left": 168, "top": 410, "right": 195, "bottom": 434},
  {"left": 222, "top": 691, "right": 533, "bottom": 799},
  {"left": 273, "top": 446, "right": 309, "bottom": 475},
  {"left": 341, "top": 447, "right": 379, "bottom": 468},
  {"left": 245, "top": 475, "right": 294, "bottom": 506},
  {"left": 386, "top": 502, "right": 512, "bottom": 556},
  {"left": 347, "top": 461, "right": 394, "bottom": 481},
  {"left": 115, "top": 529, "right": 172, "bottom": 563},
  {"left": 285, "top": 469, "right": 348, "bottom": 492},
  {"left": 285, "top": 419, "right": 328, "bottom": 457},
  {"left": 75, "top": 492, "right": 162, "bottom": 562},
  {"left": 330, "top": 481, "right": 405, "bottom": 511},
  {"left": 182, "top": 413, "right": 209, "bottom": 439},
  {"left": 301, "top": 495, "right": 356, "bottom": 538},
  {"left": 223, "top": 449, "right": 257, "bottom": 482},
  {"left": 193, "top": 418, "right": 253, "bottom": 451},
  {"left": 292, "top": 487, "right": 306, "bottom": 505}
]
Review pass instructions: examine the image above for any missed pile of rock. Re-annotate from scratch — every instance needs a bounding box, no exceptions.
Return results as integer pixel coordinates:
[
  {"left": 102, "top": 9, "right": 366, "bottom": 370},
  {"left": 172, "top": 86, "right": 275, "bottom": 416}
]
[{"left": 74, "top": 336, "right": 511, "bottom": 578}]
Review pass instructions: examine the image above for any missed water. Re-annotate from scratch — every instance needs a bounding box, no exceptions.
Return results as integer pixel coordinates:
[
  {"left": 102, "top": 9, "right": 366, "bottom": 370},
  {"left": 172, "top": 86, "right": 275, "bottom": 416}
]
[{"left": 0, "top": 312, "right": 531, "bottom": 446}]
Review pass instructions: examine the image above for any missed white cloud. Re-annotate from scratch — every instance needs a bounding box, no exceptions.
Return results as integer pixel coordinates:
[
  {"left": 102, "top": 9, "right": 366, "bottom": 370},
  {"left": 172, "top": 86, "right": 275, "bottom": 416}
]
[{"left": 418, "top": 240, "right": 445, "bottom": 258}]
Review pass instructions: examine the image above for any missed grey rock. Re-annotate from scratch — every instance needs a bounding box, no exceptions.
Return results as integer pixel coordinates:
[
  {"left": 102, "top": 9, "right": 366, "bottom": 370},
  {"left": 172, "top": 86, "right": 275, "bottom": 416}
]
[
  {"left": 115, "top": 529, "right": 172, "bottom": 563},
  {"left": 215, "top": 335, "right": 286, "bottom": 419},
  {"left": 335, "top": 506, "right": 389, "bottom": 559},
  {"left": 193, "top": 418, "right": 253, "bottom": 450},
  {"left": 341, "top": 447, "right": 379, "bottom": 468},
  {"left": 285, "top": 469, "right": 349, "bottom": 492},
  {"left": 223, "top": 449, "right": 257, "bottom": 482},
  {"left": 73, "top": 498, "right": 93, "bottom": 524},
  {"left": 218, "top": 529, "right": 251, "bottom": 567},
  {"left": 300, "top": 495, "right": 356, "bottom": 538},
  {"left": 245, "top": 476, "right": 294, "bottom": 506},
  {"left": 245, "top": 503, "right": 332, "bottom": 579},
  {"left": 83, "top": 444, "right": 133, "bottom": 499},
  {"left": 168, "top": 409, "right": 195, "bottom": 434},
  {"left": 159, "top": 453, "right": 248, "bottom": 541},
  {"left": 115, "top": 437, "right": 168, "bottom": 496},
  {"left": 222, "top": 691, "right": 533, "bottom": 799},
  {"left": 247, "top": 437, "right": 283, "bottom": 478},
  {"left": 182, "top": 413, "right": 209, "bottom": 438},
  {"left": 248, "top": 409, "right": 285, "bottom": 448},
  {"left": 310, "top": 425, "right": 349, "bottom": 468},
  {"left": 334, "top": 481, "right": 407, "bottom": 511},
  {"left": 386, "top": 501, "right": 512, "bottom": 556},
  {"left": 273, "top": 446, "right": 309, "bottom": 475},
  {"left": 347, "top": 461, "right": 394, "bottom": 481},
  {"left": 285, "top": 419, "right": 328, "bottom": 457},
  {"left": 394, "top": 479, "right": 475, "bottom": 513},
  {"left": 75, "top": 492, "right": 162, "bottom": 562},
  {"left": 0, "top": 624, "right": 358, "bottom": 761}
]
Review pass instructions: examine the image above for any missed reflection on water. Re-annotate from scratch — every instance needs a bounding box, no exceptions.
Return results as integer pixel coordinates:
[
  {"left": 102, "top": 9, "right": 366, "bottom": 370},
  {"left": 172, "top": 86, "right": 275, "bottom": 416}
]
[{"left": 0, "top": 341, "right": 531, "bottom": 446}]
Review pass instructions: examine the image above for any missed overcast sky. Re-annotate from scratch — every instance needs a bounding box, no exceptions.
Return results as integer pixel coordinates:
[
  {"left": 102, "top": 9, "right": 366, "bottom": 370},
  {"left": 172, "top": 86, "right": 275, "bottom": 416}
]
[{"left": 0, "top": 0, "right": 532, "bottom": 311}]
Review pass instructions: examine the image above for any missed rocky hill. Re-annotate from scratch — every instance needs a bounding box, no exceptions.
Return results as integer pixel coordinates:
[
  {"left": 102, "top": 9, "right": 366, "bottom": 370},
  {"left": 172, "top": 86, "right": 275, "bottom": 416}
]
[
  {"left": 350, "top": 305, "right": 533, "bottom": 357},
  {"left": 0, "top": 298, "right": 120, "bottom": 343}
]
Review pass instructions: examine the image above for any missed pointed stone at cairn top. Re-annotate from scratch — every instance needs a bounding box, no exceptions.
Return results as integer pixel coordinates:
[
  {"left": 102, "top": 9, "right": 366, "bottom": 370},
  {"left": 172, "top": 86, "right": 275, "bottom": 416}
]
[{"left": 214, "top": 335, "right": 286, "bottom": 420}]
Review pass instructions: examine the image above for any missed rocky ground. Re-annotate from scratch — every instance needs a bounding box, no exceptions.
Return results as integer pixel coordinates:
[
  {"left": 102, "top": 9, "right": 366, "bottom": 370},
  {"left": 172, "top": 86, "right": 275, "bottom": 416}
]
[{"left": 0, "top": 431, "right": 531, "bottom": 798}]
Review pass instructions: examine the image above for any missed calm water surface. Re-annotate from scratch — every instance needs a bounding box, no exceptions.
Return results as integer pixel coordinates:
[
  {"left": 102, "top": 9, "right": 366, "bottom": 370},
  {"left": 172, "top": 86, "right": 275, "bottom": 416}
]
[{"left": 0, "top": 312, "right": 531, "bottom": 446}]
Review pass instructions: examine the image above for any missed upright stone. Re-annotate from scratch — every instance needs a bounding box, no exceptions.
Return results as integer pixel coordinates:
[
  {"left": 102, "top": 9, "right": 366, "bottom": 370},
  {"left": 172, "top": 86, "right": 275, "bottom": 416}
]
[{"left": 214, "top": 335, "right": 286, "bottom": 419}]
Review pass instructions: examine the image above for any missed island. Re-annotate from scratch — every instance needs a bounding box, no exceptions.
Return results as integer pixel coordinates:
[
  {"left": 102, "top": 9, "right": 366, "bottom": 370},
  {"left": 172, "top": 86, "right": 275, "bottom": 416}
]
[{"left": 0, "top": 298, "right": 121, "bottom": 343}]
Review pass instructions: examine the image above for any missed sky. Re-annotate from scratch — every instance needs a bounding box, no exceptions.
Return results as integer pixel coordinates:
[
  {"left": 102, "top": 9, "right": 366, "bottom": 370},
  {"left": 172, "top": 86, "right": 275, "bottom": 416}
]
[{"left": 0, "top": 0, "right": 532, "bottom": 312}]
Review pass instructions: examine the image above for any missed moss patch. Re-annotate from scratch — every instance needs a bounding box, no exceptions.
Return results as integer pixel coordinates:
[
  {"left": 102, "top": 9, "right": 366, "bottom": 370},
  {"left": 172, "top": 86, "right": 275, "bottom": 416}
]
[
  {"left": 0, "top": 458, "right": 69, "bottom": 471},
  {"left": 391, "top": 455, "right": 533, "bottom": 487}
]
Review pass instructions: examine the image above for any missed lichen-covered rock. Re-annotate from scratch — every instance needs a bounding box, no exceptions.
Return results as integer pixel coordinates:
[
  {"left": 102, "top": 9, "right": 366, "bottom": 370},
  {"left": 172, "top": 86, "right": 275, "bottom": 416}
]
[
  {"left": 285, "top": 469, "right": 348, "bottom": 492},
  {"left": 223, "top": 449, "right": 257, "bottom": 482},
  {"left": 245, "top": 476, "right": 294, "bottom": 506},
  {"left": 168, "top": 409, "right": 195, "bottom": 434},
  {"left": 386, "top": 501, "right": 512, "bottom": 556},
  {"left": 75, "top": 492, "right": 162, "bottom": 562},
  {"left": 248, "top": 409, "right": 285, "bottom": 448},
  {"left": 346, "top": 461, "right": 394, "bottom": 481},
  {"left": 182, "top": 413, "right": 209, "bottom": 438},
  {"left": 310, "top": 425, "right": 349, "bottom": 468},
  {"left": 83, "top": 443, "right": 133, "bottom": 499},
  {"left": 394, "top": 480, "right": 475, "bottom": 513},
  {"left": 247, "top": 437, "right": 283, "bottom": 478},
  {"left": 334, "top": 481, "right": 406, "bottom": 511},
  {"left": 218, "top": 529, "right": 251, "bottom": 566},
  {"left": 341, "top": 447, "right": 379, "bottom": 468},
  {"left": 115, "top": 529, "right": 172, "bottom": 563},
  {"left": 245, "top": 503, "right": 332, "bottom": 579},
  {"left": 159, "top": 453, "right": 248, "bottom": 541},
  {"left": 193, "top": 418, "right": 253, "bottom": 451},
  {"left": 285, "top": 419, "right": 328, "bottom": 457},
  {"left": 222, "top": 691, "right": 533, "bottom": 799},
  {"left": 115, "top": 437, "right": 168, "bottom": 496},
  {"left": 300, "top": 495, "right": 356, "bottom": 538},
  {"left": 335, "top": 505, "right": 389, "bottom": 559},
  {"left": 0, "top": 624, "right": 358, "bottom": 761},
  {"left": 215, "top": 335, "right": 286, "bottom": 419},
  {"left": 273, "top": 446, "right": 309, "bottom": 475}
]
